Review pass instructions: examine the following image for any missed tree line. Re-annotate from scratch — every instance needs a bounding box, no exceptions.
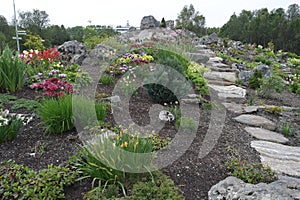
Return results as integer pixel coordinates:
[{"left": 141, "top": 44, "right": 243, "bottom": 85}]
[
  {"left": 219, "top": 3, "right": 300, "bottom": 54},
  {"left": 0, "top": 3, "right": 299, "bottom": 54}
]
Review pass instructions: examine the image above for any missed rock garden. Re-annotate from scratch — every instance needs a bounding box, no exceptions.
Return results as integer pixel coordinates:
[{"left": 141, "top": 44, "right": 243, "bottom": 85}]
[{"left": 0, "top": 27, "right": 300, "bottom": 200}]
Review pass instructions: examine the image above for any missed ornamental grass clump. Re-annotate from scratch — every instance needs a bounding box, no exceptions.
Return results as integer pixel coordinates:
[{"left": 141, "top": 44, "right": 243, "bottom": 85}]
[
  {"left": 0, "top": 47, "right": 27, "bottom": 92},
  {"left": 37, "top": 95, "right": 74, "bottom": 134},
  {"left": 73, "top": 127, "right": 154, "bottom": 195}
]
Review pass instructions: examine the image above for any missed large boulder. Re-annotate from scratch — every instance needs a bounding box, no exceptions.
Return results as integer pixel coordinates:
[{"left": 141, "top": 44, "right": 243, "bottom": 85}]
[
  {"left": 58, "top": 40, "right": 87, "bottom": 65},
  {"left": 140, "top": 15, "right": 160, "bottom": 30},
  {"left": 208, "top": 176, "right": 300, "bottom": 200},
  {"left": 238, "top": 64, "right": 272, "bottom": 85}
]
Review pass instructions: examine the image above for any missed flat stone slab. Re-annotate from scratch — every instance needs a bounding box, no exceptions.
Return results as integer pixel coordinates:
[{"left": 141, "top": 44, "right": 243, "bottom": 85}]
[
  {"left": 251, "top": 140, "right": 300, "bottom": 177},
  {"left": 209, "top": 57, "right": 223, "bottom": 62},
  {"left": 208, "top": 85, "right": 246, "bottom": 100},
  {"left": 234, "top": 114, "right": 276, "bottom": 130},
  {"left": 243, "top": 106, "right": 264, "bottom": 113},
  {"left": 204, "top": 72, "right": 237, "bottom": 83},
  {"left": 222, "top": 102, "right": 244, "bottom": 114},
  {"left": 245, "top": 127, "right": 289, "bottom": 144}
]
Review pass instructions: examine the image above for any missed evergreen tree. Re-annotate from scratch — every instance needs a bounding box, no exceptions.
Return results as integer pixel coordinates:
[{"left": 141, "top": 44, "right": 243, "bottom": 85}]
[{"left": 161, "top": 17, "right": 167, "bottom": 28}]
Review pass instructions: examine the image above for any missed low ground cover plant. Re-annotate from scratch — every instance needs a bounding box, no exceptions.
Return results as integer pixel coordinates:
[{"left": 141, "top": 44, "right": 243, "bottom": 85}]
[{"left": 0, "top": 160, "right": 77, "bottom": 199}]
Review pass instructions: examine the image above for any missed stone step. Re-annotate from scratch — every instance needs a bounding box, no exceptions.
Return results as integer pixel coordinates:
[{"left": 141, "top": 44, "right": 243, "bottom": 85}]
[
  {"left": 234, "top": 114, "right": 276, "bottom": 131},
  {"left": 206, "top": 61, "right": 230, "bottom": 69},
  {"left": 245, "top": 127, "right": 289, "bottom": 144},
  {"left": 206, "top": 66, "right": 237, "bottom": 73},
  {"left": 208, "top": 85, "right": 246, "bottom": 102},
  {"left": 251, "top": 140, "right": 300, "bottom": 177},
  {"left": 207, "top": 80, "right": 235, "bottom": 86},
  {"left": 204, "top": 72, "right": 237, "bottom": 83}
]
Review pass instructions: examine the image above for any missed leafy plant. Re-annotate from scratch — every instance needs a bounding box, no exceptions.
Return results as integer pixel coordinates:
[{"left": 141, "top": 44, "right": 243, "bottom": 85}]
[
  {"left": 37, "top": 95, "right": 74, "bottom": 134},
  {"left": 0, "top": 117, "right": 22, "bottom": 144},
  {"left": 0, "top": 160, "right": 77, "bottom": 199},
  {"left": 280, "top": 122, "right": 296, "bottom": 137},
  {"left": 175, "top": 117, "right": 198, "bottom": 132},
  {"left": 73, "top": 128, "right": 154, "bottom": 192},
  {"left": 30, "top": 77, "right": 75, "bottom": 98},
  {"left": 0, "top": 47, "right": 27, "bottom": 92}
]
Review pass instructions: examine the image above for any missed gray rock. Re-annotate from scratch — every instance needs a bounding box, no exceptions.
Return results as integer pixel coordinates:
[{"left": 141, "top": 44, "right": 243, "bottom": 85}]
[
  {"left": 208, "top": 85, "right": 246, "bottom": 101},
  {"left": 239, "top": 64, "right": 272, "bottom": 85},
  {"left": 140, "top": 15, "right": 160, "bottom": 30},
  {"left": 82, "top": 44, "right": 117, "bottom": 67},
  {"left": 243, "top": 106, "right": 263, "bottom": 113},
  {"left": 232, "top": 62, "right": 247, "bottom": 71},
  {"left": 245, "top": 127, "right": 289, "bottom": 144},
  {"left": 234, "top": 114, "right": 276, "bottom": 130},
  {"left": 166, "top": 20, "right": 174, "bottom": 29},
  {"left": 204, "top": 72, "right": 237, "bottom": 83},
  {"left": 208, "top": 176, "right": 300, "bottom": 200},
  {"left": 251, "top": 140, "right": 300, "bottom": 177},
  {"left": 222, "top": 102, "right": 244, "bottom": 114},
  {"left": 58, "top": 40, "right": 87, "bottom": 65},
  {"left": 187, "top": 52, "right": 210, "bottom": 64}
]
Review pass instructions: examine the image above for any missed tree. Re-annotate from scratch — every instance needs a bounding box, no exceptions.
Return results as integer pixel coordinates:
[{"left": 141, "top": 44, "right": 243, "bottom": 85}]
[
  {"left": 160, "top": 17, "right": 166, "bottom": 28},
  {"left": 67, "top": 26, "right": 85, "bottom": 42},
  {"left": 176, "top": 4, "right": 206, "bottom": 37},
  {"left": 18, "top": 9, "right": 50, "bottom": 36},
  {"left": 44, "top": 25, "right": 70, "bottom": 46},
  {"left": 287, "top": 4, "right": 300, "bottom": 21}
]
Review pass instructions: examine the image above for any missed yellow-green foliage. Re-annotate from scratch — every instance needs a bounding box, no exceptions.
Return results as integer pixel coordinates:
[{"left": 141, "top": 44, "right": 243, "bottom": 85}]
[
  {"left": 187, "top": 61, "right": 210, "bottom": 75},
  {"left": 265, "top": 105, "right": 284, "bottom": 116},
  {"left": 24, "top": 34, "right": 45, "bottom": 51}
]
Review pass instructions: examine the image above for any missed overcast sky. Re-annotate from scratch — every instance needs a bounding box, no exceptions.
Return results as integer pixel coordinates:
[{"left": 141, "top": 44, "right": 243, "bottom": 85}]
[{"left": 0, "top": 0, "right": 298, "bottom": 28}]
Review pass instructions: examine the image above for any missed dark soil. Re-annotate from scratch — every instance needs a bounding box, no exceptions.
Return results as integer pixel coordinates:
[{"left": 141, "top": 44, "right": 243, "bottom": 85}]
[{"left": 1, "top": 82, "right": 299, "bottom": 199}]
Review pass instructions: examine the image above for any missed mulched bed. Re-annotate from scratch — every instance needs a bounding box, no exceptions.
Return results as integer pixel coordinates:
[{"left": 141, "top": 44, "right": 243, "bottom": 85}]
[{"left": 1, "top": 82, "right": 299, "bottom": 199}]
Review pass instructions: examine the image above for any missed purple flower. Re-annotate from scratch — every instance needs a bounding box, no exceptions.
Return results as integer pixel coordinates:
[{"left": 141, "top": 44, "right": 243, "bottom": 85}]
[
  {"left": 37, "top": 73, "right": 43, "bottom": 78},
  {"left": 59, "top": 74, "right": 67, "bottom": 78},
  {"left": 49, "top": 72, "right": 54, "bottom": 77}
]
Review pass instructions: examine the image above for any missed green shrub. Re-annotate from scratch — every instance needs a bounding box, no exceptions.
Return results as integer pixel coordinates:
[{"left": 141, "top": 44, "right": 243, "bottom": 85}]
[
  {"left": 175, "top": 117, "right": 198, "bottom": 132},
  {"left": 257, "top": 76, "right": 285, "bottom": 98},
  {"left": 226, "top": 157, "right": 277, "bottom": 184},
  {"left": 38, "top": 95, "right": 74, "bottom": 134},
  {"left": 0, "top": 118, "right": 22, "bottom": 144},
  {"left": 143, "top": 66, "right": 191, "bottom": 104},
  {"left": 147, "top": 48, "right": 190, "bottom": 75},
  {"left": 0, "top": 47, "right": 27, "bottom": 92},
  {"left": 289, "top": 82, "right": 300, "bottom": 94},
  {"left": 0, "top": 160, "right": 77, "bottom": 199},
  {"left": 248, "top": 70, "right": 263, "bottom": 89},
  {"left": 99, "top": 74, "right": 114, "bottom": 85},
  {"left": 129, "top": 172, "right": 183, "bottom": 200}
]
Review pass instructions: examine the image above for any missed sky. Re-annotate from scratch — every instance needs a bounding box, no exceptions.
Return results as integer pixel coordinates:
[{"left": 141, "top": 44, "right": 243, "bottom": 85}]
[{"left": 0, "top": 0, "right": 298, "bottom": 28}]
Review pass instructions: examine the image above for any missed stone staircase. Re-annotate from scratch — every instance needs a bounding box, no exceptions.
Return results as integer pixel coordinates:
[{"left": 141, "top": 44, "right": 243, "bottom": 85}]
[{"left": 190, "top": 45, "right": 300, "bottom": 199}]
